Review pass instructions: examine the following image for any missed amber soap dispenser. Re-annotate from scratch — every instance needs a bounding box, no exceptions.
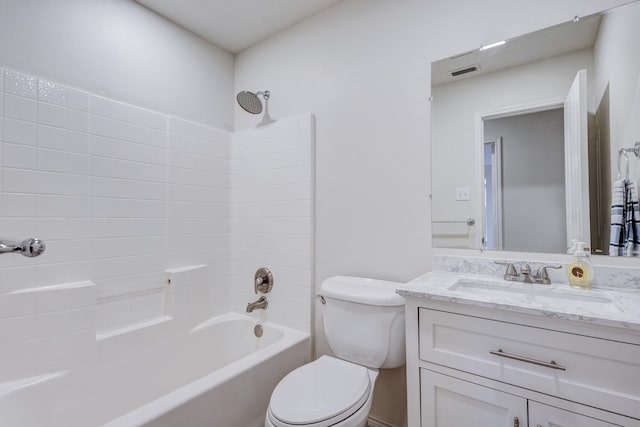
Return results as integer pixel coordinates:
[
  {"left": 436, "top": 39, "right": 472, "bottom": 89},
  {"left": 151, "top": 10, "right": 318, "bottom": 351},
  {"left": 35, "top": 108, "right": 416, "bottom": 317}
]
[{"left": 566, "top": 242, "right": 594, "bottom": 290}]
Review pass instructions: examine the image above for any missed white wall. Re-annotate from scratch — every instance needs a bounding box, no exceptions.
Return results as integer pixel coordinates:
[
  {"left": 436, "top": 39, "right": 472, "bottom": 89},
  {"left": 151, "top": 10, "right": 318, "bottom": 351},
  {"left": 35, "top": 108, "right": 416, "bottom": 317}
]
[
  {"left": 593, "top": 1, "right": 640, "bottom": 184},
  {"left": 0, "top": 0, "right": 234, "bottom": 129},
  {"left": 235, "top": 0, "right": 628, "bottom": 282},
  {"left": 234, "top": 0, "right": 630, "bottom": 424}
]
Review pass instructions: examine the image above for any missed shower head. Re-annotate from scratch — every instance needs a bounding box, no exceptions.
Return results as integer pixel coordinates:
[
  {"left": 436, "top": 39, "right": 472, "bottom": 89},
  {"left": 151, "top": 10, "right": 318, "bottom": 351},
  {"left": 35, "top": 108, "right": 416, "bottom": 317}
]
[{"left": 236, "top": 90, "right": 270, "bottom": 114}]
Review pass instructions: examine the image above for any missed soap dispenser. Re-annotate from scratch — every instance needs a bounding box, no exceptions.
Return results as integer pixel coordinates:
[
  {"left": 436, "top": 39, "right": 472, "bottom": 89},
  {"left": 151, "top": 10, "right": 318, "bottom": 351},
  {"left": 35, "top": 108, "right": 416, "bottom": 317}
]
[{"left": 566, "top": 241, "right": 594, "bottom": 290}]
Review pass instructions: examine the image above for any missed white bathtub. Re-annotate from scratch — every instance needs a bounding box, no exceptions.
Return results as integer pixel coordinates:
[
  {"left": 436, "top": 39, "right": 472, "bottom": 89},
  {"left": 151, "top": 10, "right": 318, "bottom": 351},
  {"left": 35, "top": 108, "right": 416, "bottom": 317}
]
[{"left": 0, "top": 313, "right": 310, "bottom": 427}]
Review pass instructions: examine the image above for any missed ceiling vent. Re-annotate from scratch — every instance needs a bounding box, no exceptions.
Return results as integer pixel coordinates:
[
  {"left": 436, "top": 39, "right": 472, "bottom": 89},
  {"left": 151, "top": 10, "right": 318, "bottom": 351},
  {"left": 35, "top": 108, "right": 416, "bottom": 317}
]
[{"left": 449, "top": 64, "right": 480, "bottom": 77}]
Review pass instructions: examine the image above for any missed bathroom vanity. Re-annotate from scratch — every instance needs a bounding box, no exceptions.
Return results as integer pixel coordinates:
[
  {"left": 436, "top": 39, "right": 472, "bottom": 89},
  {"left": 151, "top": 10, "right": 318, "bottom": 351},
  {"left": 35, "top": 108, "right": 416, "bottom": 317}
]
[{"left": 398, "top": 272, "right": 640, "bottom": 427}]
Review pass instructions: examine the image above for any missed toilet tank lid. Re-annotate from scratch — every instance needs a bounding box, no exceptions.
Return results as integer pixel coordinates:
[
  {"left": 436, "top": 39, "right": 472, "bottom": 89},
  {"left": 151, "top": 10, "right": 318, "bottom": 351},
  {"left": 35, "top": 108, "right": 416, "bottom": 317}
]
[{"left": 320, "top": 276, "right": 405, "bottom": 306}]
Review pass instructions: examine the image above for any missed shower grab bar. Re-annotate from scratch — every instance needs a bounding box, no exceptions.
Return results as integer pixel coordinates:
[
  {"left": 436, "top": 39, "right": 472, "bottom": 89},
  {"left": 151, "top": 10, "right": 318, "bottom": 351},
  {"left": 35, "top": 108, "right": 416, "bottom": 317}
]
[{"left": 0, "top": 237, "right": 46, "bottom": 257}]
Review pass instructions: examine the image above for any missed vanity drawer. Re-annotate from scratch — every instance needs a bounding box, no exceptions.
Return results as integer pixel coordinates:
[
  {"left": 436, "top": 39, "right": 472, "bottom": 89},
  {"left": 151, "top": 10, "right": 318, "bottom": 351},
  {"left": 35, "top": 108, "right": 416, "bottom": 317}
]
[{"left": 418, "top": 308, "right": 640, "bottom": 419}]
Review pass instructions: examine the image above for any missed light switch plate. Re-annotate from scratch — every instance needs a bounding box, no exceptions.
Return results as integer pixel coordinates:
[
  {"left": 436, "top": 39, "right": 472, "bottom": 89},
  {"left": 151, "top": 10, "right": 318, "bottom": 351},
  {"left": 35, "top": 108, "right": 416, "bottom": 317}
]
[{"left": 456, "top": 187, "right": 471, "bottom": 201}]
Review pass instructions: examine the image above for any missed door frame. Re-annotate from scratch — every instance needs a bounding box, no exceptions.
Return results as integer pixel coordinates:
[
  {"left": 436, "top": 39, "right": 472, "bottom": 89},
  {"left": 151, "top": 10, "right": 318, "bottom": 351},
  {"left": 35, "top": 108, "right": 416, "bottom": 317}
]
[{"left": 474, "top": 96, "right": 564, "bottom": 250}]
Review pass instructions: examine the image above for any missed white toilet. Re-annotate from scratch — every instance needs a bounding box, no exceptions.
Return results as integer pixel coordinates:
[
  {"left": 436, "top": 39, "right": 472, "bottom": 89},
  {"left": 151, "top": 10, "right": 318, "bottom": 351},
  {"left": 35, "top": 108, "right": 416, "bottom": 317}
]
[{"left": 265, "top": 276, "right": 405, "bottom": 427}]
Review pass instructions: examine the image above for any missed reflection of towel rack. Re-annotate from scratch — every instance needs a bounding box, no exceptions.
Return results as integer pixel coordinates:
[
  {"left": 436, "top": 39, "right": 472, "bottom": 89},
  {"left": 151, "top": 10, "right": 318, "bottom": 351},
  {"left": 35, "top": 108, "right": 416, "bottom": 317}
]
[
  {"left": 617, "top": 141, "right": 640, "bottom": 179},
  {"left": 433, "top": 218, "right": 475, "bottom": 226}
]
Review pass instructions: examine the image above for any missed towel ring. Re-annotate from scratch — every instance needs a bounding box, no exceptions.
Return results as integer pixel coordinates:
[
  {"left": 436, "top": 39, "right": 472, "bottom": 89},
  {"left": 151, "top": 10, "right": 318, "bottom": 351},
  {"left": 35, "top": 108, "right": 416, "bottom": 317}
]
[{"left": 618, "top": 150, "right": 630, "bottom": 180}]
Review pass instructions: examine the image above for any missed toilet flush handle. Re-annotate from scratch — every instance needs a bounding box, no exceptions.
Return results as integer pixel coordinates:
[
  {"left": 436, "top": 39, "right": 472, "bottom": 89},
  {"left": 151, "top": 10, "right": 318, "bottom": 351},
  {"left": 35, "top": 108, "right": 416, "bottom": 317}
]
[{"left": 315, "top": 294, "right": 326, "bottom": 305}]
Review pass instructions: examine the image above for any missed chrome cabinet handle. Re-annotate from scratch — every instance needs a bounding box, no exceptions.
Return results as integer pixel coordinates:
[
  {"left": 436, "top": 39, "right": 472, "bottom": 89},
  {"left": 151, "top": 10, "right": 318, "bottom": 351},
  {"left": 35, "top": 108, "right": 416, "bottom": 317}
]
[
  {"left": 513, "top": 417, "right": 520, "bottom": 427},
  {"left": 490, "top": 349, "right": 566, "bottom": 371}
]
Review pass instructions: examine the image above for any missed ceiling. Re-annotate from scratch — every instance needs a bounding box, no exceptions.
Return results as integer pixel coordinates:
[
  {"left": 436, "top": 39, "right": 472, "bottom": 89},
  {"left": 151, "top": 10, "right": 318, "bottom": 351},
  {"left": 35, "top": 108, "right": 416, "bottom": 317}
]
[
  {"left": 432, "top": 13, "right": 602, "bottom": 86},
  {"left": 135, "top": 0, "right": 344, "bottom": 53}
]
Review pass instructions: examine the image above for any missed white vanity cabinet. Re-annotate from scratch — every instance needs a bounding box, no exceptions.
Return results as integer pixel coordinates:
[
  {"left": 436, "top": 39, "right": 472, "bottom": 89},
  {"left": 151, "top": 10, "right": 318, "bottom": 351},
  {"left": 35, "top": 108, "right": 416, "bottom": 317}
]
[{"left": 403, "top": 297, "right": 640, "bottom": 427}]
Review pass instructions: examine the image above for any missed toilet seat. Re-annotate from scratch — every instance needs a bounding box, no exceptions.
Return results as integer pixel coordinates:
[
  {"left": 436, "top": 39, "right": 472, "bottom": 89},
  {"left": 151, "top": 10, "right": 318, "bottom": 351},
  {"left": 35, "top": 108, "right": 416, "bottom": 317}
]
[{"left": 268, "top": 356, "right": 372, "bottom": 427}]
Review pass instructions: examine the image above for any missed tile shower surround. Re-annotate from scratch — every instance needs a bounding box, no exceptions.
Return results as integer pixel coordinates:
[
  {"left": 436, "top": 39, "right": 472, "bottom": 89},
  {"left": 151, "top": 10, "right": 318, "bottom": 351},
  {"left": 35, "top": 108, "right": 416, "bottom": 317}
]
[{"left": 0, "top": 68, "right": 313, "bottom": 376}]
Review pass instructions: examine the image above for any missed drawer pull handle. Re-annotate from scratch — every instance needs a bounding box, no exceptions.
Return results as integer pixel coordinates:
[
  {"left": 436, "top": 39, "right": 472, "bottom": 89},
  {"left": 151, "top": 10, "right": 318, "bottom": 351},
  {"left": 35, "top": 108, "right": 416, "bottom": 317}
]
[{"left": 490, "top": 349, "right": 566, "bottom": 371}]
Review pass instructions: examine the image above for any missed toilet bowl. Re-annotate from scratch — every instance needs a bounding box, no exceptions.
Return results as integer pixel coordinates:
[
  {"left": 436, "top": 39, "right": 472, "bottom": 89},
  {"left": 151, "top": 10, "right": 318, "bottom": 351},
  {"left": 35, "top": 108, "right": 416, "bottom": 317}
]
[
  {"left": 265, "top": 356, "right": 378, "bottom": 427},
  {"left": 265, "top": 276, "right": 405, "bottom": 427}
]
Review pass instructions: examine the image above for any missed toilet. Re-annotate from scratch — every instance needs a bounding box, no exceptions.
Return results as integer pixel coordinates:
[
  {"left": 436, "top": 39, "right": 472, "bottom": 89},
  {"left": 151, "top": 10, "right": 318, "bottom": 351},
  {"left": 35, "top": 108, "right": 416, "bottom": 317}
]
[{"left": 265, "top": 276, "right": 405, "bottom": 427}]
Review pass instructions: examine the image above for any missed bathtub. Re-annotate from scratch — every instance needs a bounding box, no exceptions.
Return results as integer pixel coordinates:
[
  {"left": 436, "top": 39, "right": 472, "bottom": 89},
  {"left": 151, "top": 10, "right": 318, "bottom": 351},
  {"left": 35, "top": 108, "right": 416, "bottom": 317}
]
[{"left": 0, "top": 313, "right": 310, "bottom": 427}]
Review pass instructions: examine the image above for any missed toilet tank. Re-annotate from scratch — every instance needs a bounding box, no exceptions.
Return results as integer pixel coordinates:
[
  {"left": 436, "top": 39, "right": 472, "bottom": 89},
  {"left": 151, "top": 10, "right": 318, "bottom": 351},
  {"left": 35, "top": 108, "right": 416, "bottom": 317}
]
[{"left": 321, "top": 276, "right": 405, "bottom": 369}]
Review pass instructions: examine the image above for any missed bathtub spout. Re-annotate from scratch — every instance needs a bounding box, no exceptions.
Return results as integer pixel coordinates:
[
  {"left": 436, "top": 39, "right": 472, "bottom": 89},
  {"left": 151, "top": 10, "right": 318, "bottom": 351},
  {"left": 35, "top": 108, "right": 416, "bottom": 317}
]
[{"left": 246, "top": 296, "right": 268, "bottom": 312}]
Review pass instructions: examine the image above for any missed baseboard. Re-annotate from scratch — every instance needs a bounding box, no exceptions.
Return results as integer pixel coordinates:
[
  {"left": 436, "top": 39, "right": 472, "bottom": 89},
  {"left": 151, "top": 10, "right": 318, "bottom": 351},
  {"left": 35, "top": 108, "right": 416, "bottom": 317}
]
[{"left": 367, "top": 415, "right": 396, "bottom": 427}]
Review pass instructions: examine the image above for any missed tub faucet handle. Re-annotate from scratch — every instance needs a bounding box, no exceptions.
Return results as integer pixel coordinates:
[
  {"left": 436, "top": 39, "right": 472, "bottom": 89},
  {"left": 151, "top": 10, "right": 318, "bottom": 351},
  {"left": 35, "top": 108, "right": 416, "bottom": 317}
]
[{"left": 254, "top": 267, "right": 274, "bottom": 294}]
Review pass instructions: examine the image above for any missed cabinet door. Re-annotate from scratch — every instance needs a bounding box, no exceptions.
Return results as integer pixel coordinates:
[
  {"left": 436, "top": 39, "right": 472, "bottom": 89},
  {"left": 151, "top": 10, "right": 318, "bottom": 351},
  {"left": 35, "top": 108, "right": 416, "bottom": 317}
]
[
  {"left": 529, "top": 401, "right": 623, "bottom": 427},
  {"left": 420, "top": 369, "right": 527, "bottom": 427}
]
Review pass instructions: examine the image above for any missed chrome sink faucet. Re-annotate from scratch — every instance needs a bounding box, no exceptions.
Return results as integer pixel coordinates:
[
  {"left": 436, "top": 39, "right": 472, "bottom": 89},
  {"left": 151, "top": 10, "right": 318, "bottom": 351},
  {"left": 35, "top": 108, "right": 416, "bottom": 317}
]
[{"left": 495, "top": 261, "right": 561, "bottom": 284}]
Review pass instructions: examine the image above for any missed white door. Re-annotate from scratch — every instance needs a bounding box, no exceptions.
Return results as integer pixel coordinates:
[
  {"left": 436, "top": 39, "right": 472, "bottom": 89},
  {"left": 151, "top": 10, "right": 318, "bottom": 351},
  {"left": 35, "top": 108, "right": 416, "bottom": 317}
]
[
  {"left": 483, "top": 138, "right": 503, "bottom": 250},
  {"left": 564, "top": 69, "right": 591, "bottom": 250},
  {"left": 420, "top": 369, "right": 528, "bottom": 427},
  {"left": 529, "top": 401, "right": 622, "bottom": 427}
]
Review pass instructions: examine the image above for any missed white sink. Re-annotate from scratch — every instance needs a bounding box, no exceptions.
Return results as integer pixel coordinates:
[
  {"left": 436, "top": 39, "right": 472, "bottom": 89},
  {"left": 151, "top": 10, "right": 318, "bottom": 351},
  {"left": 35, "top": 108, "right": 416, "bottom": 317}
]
[{"left": 448, "top": 280, "right": 624, "bottom": 314}]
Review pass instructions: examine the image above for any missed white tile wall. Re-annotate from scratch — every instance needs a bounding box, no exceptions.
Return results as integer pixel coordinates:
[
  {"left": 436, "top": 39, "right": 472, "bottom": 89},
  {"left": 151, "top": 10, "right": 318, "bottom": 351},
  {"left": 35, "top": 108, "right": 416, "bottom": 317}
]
[
  {"left": 0, "top": 281, "right": 96, "bottom": 379},
  {"left": 230, "top": 114, "right": 315, "bottom": 332},
  {"left": 0, "top": 69, "right": 232, "bottom": 335},
  {"left": 0, "top": 68, "right": 314, "bottom": 378}
]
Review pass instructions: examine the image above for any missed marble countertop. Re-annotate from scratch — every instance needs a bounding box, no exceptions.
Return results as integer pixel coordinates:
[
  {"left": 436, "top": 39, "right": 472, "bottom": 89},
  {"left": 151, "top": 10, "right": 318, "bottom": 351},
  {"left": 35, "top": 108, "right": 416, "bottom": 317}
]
[{"left": 397, "top": 271, "right": 640, "bottom": 331}]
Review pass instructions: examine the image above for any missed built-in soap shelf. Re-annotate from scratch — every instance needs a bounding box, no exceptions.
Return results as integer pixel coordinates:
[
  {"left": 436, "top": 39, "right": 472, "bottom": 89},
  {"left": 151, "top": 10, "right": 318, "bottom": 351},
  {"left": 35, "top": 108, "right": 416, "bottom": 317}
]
[
  {"left": 95, "top": 264, "right": 211, "bottom": 340},
  {"left": 1, "top": 265, "right": 211, "bottom": 345}
]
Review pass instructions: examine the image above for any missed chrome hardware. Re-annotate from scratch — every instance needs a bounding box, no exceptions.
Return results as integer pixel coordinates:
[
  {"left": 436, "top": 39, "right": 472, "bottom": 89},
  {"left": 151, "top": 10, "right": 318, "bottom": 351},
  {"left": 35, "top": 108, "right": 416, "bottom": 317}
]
[
  {"left": 254, "top": 324, "right": 263, "bottom": 337},
  {"left": 490, "top": 349, "right": 566, "bottom": 371},
  {"left": 315, "top": 294, "right": 326, "bottom": 305},
  {"left": 432, "top": 217, "right": 475, "bottom": 226},
  {"left": 513, "top": 417, "right": 520, "bottom": 427},
  {"left": 534, "top": 264, "right": 562, "bottom": 285},
  {"left": 246, "top": 296, "right": 268, "bottom": 312},
  {"left": 254, "top": 267, "right": 273, "bottom": 294},
  {"left": 0, "top": 237, "right": 46, "bottom": 257},
  {"left": 495, "top": 261, "right": 518, "bottom": 281},
  {"left": 520, "top": 263, "right": 533, "bottom": 283}
]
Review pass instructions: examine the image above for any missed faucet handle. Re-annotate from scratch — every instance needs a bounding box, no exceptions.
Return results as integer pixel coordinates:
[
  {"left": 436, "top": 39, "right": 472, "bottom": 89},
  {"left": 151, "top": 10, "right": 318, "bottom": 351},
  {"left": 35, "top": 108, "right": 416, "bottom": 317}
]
[
  {"left": 254, "top": 267, "right": 274, "bottom": 294},
  {"left": 495, "top": 261, "right": 518, "bottom": 281},
  {"left": 535, "top": 265, "right": 562, "bottom": 285}
]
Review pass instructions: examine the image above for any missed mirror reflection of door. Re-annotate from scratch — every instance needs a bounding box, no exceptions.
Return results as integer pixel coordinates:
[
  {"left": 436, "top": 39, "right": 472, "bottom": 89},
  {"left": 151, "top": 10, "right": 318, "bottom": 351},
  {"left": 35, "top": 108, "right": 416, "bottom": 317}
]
[
  {"left": 483, "top": 138, "right": 503, "bottom": 250},
  {"left": 563, "top": 69, "right": 591, "bottom": 251},
  {"left": 483, "top": 108, "right": 567, "bottom": 253}
]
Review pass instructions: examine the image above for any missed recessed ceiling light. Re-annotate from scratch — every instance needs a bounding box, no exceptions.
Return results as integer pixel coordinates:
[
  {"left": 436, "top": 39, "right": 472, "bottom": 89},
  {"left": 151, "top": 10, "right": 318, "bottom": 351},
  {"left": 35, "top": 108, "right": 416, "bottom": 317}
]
[{"left": 479, "top": 40, "right": 506, "bottom": 51}]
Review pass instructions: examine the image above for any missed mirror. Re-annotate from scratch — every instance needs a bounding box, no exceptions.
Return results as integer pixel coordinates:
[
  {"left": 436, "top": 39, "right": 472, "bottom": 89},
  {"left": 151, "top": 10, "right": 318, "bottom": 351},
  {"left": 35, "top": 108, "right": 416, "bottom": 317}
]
[{"left": 431, "top": 1, "right": 640, "bottom": 256}]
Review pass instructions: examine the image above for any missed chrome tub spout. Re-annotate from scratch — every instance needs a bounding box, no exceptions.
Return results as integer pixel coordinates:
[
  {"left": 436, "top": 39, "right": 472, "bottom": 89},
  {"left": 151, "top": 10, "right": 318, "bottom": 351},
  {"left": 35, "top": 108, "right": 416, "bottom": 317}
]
[{"left": 246, "top": 296, "right": 268, "bottom": 313}]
